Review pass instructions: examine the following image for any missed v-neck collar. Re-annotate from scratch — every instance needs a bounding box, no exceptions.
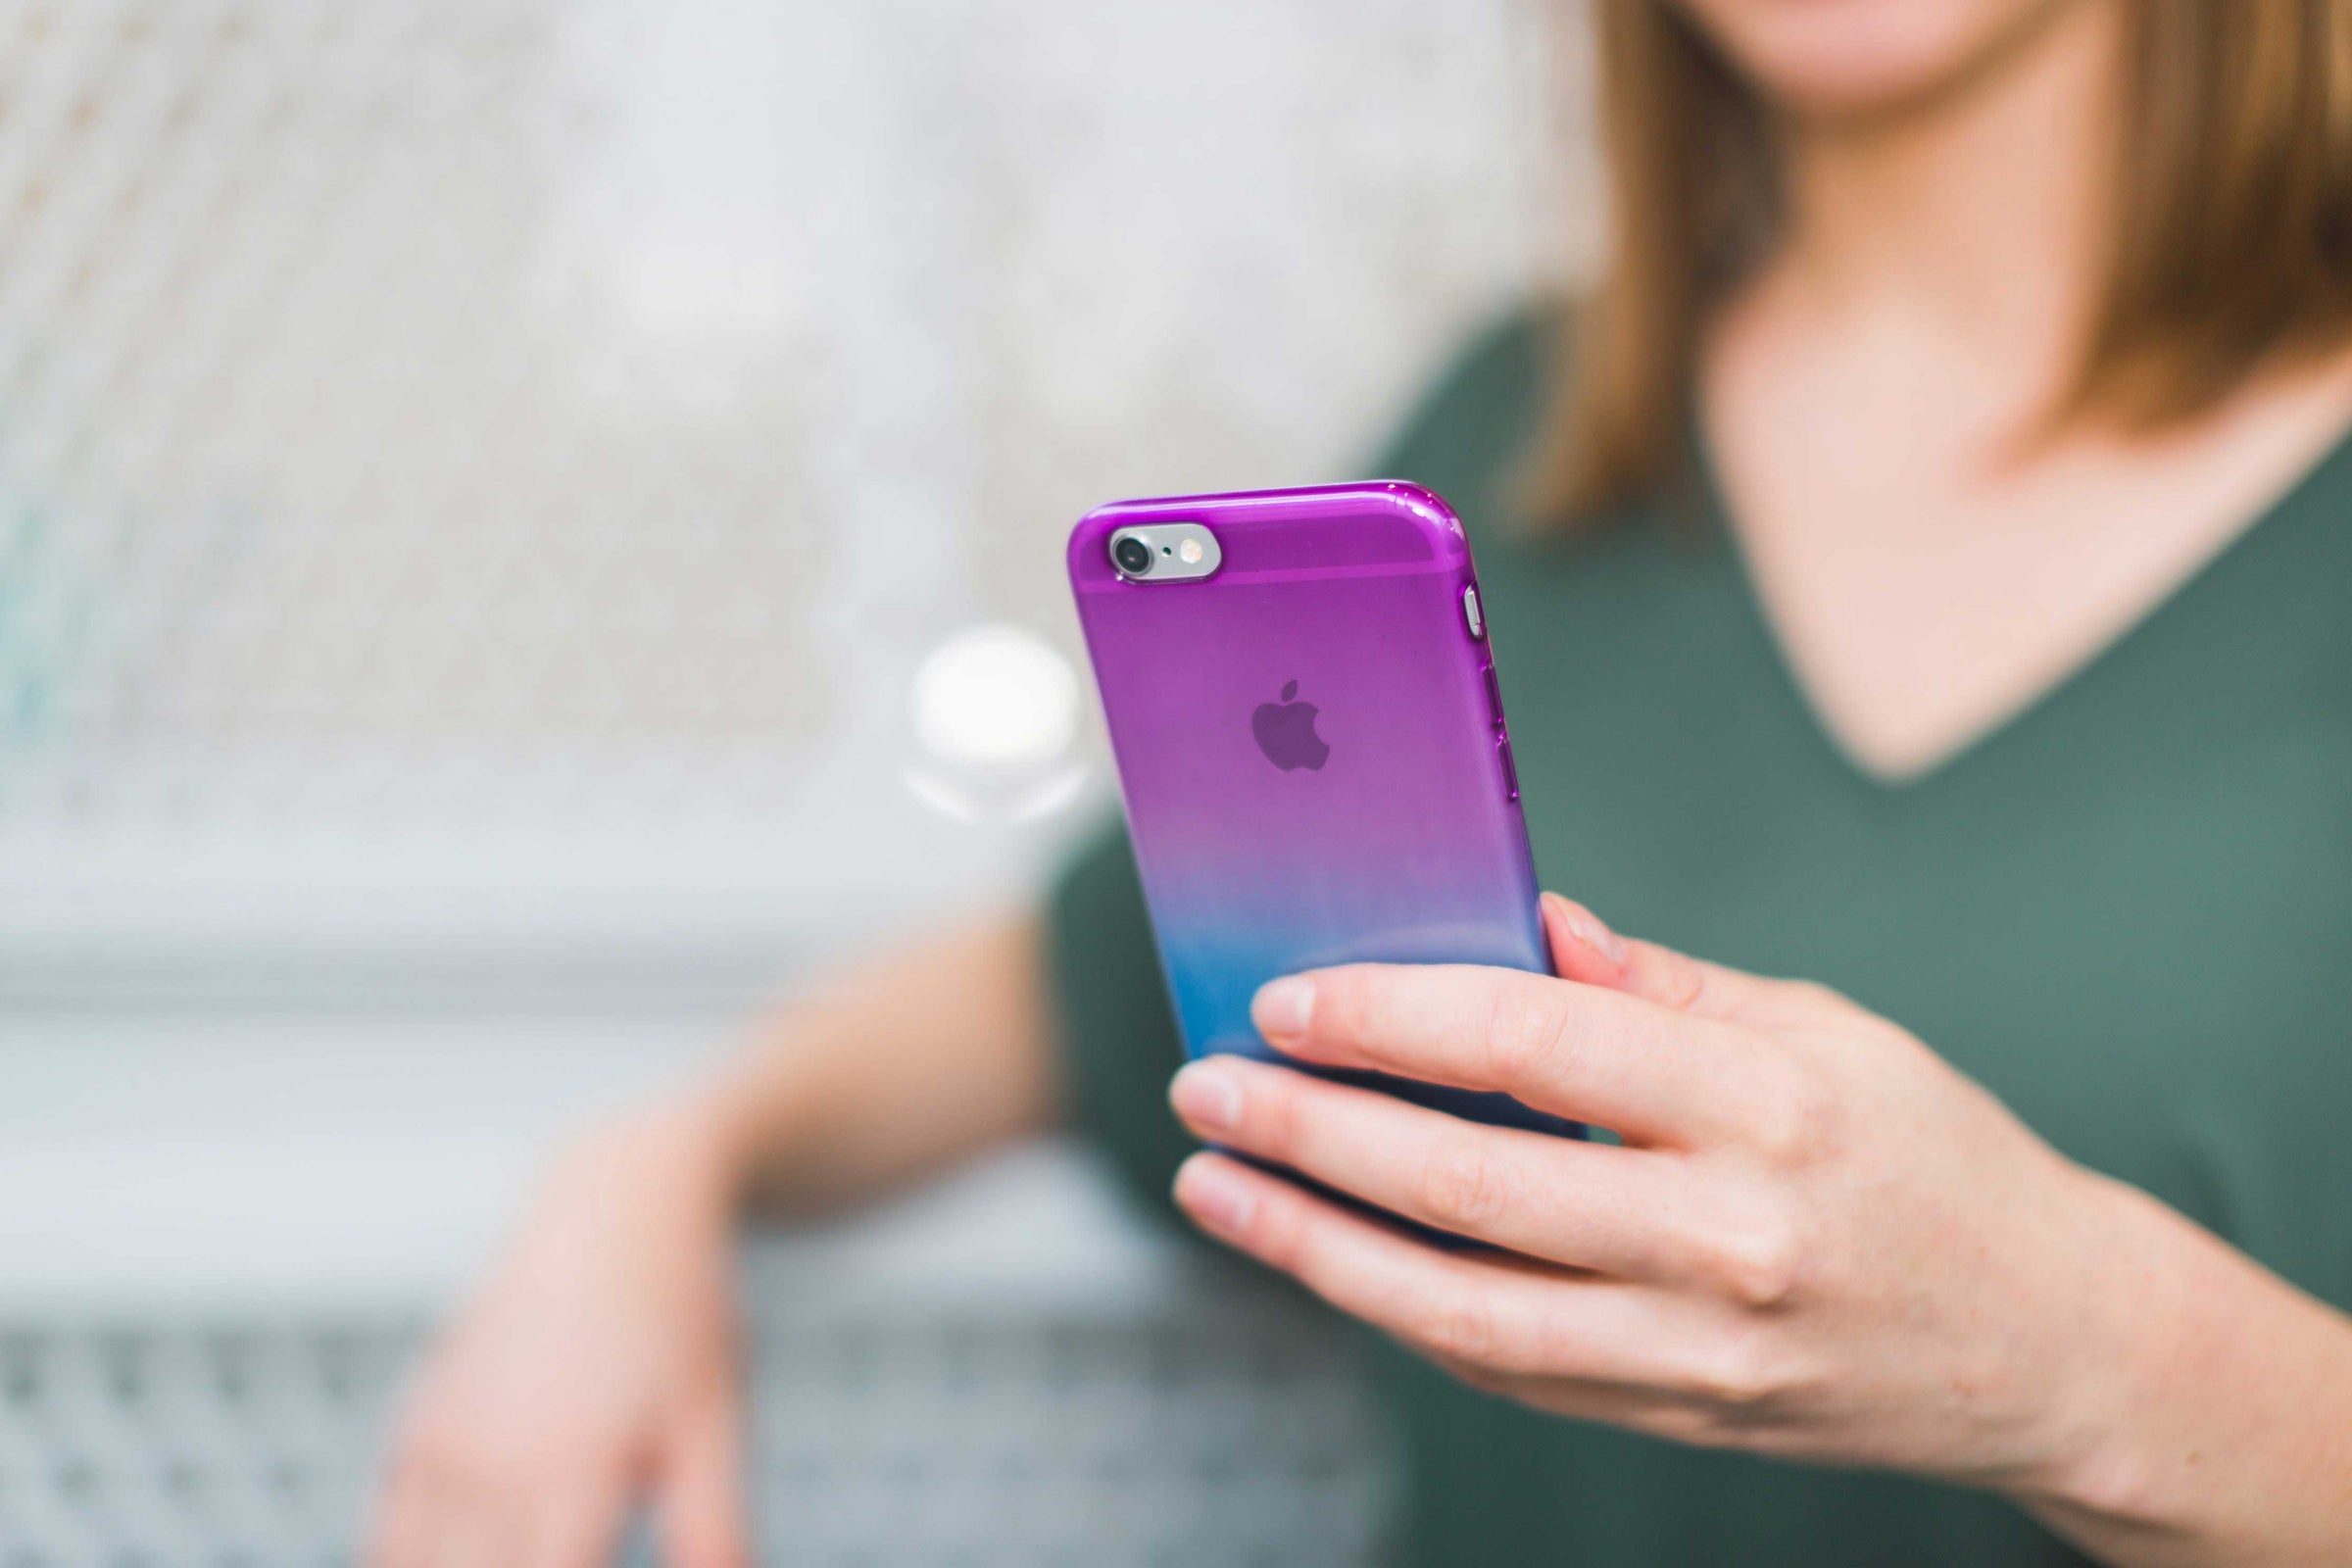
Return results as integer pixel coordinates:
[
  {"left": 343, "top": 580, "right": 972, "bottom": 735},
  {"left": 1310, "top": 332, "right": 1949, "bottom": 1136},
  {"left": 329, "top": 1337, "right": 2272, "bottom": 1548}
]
[{"left": 1681, "top": 416, "right": 2352, "bottom": 794}]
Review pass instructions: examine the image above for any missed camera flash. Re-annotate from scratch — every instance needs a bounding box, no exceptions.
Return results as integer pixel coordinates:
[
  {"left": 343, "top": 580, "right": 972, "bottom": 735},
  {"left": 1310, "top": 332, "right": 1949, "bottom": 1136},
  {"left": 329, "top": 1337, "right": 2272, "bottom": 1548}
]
[{"left": 1177, "top": 537, "right": 1203, "bottom": 564}]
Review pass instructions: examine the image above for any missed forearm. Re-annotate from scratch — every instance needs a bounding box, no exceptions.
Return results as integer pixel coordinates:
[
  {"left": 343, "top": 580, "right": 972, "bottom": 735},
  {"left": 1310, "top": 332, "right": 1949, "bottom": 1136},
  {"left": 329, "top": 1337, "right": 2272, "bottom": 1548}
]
[
  {"left": 670, "top": 907, "right": 1061, "bottom": 1215},
  {"left": 2022, "top": 1174, "right": 2352, "bottom": 1568}
]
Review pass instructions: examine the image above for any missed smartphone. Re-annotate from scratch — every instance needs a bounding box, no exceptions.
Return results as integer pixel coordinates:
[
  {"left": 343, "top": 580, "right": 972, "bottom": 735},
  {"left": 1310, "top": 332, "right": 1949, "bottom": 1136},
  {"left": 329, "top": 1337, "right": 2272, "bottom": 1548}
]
[{"left": 1067, "top": 480, "right": 1578, "bottom": 1141}]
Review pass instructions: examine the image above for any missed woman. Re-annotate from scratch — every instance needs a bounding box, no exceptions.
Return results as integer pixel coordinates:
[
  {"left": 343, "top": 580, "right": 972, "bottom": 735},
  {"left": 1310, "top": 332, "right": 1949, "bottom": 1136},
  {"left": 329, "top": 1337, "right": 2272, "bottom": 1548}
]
[{"left": 372, "top": 1, "right": 2352, "bottom": 1564}]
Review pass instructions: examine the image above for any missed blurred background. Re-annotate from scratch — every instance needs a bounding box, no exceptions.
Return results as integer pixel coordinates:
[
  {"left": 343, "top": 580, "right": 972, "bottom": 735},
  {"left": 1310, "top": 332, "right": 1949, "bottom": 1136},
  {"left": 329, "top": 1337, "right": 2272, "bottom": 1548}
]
[{"left": 0, "top": 0, "right": 1595, "bottom": 1560}]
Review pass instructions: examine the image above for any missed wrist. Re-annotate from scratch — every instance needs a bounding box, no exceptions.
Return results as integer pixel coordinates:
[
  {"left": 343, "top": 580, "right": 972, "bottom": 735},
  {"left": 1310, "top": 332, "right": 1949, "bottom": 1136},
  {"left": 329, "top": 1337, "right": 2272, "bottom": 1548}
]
[
  {"left": 2016, "top": 1170, "right": 2182, "bottom": 1524},
  {"left": 562, "top": 1090, "right": 753, "bottom": 1221},
  {"left": 2012, "top": 1171, "right": 2352, "bottom": 1566},
  {"left": 661, "top": 1030, "right": 853, "bottom": 1212}
]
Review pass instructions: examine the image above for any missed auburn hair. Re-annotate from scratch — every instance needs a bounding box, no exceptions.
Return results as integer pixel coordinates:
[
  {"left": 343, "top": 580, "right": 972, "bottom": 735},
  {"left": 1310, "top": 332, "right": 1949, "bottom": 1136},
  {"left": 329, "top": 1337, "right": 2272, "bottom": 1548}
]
[{"left": 1536, "top": 0, "right": 2352, "bottom": 520}]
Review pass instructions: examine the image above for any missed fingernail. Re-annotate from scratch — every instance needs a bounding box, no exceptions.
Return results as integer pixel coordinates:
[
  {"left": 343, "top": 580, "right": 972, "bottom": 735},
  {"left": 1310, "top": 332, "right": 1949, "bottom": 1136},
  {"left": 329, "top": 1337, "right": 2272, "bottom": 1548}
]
[
  {"left": 1174, "top": 1155, "right": 1257, "bottom": 1236},
  {"left": 1168, "top": 1061, "right": 1243, "bottom": 1135},
  {"left": 1252, "top": 976, "right": 1315, "bottom": 1041},
  {"left": 1550, "top": 894, "right": 1628, "bottom": 966}
]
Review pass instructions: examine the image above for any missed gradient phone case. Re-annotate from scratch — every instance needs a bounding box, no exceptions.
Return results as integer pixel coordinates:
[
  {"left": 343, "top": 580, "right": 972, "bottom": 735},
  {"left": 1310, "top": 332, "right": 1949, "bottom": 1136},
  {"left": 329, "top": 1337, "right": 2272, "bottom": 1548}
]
[{"left": 1068, "top": 481, "right": 1578, "bottom": 1140}]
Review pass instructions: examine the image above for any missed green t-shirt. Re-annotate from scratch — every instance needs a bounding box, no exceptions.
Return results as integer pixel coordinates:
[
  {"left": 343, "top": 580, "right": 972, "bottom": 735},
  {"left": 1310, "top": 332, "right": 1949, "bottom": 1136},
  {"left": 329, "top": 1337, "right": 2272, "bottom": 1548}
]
[{"left": 1046, "top": 308, "right": 2352, "bottom": 1566}]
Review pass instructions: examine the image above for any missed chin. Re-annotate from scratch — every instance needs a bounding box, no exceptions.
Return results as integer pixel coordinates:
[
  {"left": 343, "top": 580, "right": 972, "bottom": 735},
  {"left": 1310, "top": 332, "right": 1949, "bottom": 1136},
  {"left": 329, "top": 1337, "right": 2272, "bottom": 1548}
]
[{"left": 1672, "top": 0, "right": 2085, "bottom": 121}]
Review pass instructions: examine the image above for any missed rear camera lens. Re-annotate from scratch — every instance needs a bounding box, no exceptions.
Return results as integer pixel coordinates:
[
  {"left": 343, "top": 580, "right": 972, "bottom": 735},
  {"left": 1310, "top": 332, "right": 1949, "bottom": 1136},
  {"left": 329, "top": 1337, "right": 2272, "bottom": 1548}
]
[{"left": 1112, "top": 536, "right": 1153, "bottom": 575}]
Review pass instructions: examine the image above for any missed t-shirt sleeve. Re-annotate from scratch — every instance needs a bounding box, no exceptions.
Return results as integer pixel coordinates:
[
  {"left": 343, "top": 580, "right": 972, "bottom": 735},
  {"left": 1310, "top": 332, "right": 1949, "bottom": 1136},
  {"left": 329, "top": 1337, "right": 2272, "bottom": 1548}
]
[{"left": 1043, "top": 303, "right": 1561, "bottom": 1221}]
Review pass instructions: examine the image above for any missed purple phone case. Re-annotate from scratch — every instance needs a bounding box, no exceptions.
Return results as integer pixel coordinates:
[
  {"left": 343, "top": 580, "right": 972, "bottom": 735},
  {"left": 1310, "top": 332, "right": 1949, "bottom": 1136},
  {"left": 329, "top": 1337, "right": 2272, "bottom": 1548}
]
[{"left": 1068, "top": 481, "right": 1578, "bottom": 1140}]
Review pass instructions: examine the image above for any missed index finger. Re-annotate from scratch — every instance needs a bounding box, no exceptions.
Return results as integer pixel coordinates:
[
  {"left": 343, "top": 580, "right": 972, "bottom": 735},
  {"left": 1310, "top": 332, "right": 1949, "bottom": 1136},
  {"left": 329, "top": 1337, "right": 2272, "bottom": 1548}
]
[{"left": 1251, "top": 963, "right": 1772, "bottom": 1148}]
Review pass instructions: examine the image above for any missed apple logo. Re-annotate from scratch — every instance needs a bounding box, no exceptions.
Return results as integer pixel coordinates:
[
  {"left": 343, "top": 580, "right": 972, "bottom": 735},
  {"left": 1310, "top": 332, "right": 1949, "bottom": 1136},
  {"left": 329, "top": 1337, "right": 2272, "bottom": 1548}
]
[{"left": 1251, "top": 680, "right": 1331, "bottom": 771}]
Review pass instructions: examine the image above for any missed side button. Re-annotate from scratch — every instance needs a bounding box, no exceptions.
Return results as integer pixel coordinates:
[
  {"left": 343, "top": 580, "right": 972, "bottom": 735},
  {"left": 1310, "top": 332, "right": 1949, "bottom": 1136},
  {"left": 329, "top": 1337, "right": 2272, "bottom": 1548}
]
[
  {"left": 1481, "top": 662, "right": 1505, "bottom": 725},
  {"left": 1461, "top": 584, "right": 1485, "bottom": 640},
  {"left": 1495, "top": 735, "right": 1518, "bottom": 800}
]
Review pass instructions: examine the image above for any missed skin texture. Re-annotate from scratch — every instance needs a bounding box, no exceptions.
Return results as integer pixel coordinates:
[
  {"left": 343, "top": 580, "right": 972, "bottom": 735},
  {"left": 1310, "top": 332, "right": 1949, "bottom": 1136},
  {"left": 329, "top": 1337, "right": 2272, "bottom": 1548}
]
[
  {"left": 1169, "top": 902, "right": 2352, "bottom": 1565},
  {"left": 368, "top": 914, "right": 1059, "bottom": 1568},
  {"left": 374, "top": 0, "right": 2352, "bottom": 1561},
  {"left": 1675, "top": 0, "right": 2087, "bottom": 122},
  {"left": 373, "top": 1106, "right": 748, "bottom": 1568},
  {"left": 1699, "top": 0, "right": 2352, "bottom": 778}
]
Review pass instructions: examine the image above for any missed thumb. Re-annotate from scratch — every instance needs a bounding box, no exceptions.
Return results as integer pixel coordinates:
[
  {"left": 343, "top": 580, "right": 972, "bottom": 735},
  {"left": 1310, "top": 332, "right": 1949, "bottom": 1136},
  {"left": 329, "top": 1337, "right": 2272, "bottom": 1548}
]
[
  {"left": 1540, "top": 892, "right": 1750, "bottom": 1019},
  {"left": 657, "top": 1385, "right": 750, "bottom": 1568}
]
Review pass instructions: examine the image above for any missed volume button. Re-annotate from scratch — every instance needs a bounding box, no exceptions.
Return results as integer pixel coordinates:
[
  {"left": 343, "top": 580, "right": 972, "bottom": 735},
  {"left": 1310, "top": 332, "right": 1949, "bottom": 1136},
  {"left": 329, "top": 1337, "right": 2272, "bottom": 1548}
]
[
  {"left": 1495, "top": 734, "right": 1519, "bottom": 801},
  {"left": 1481, "top": 662, "right": 1505, "bottom": 725}
]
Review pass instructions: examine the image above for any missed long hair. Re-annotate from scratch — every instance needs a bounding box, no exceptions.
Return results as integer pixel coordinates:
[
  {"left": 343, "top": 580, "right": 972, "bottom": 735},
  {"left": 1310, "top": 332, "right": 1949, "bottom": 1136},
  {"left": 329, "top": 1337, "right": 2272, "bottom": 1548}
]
[{"left": 1533, "top": 0, "right": 2352, "bottom": 521}]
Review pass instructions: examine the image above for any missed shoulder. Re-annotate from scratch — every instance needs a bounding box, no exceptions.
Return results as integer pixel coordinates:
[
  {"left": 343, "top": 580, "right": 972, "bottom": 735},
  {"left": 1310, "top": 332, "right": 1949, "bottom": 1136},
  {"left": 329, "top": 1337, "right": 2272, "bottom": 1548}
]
[
  {"left": 1368, "top": 298, "right": 1568, "bottom": 517},
  {"left": 1370, "top": 298, "right": 1683, "bottom": 575}
]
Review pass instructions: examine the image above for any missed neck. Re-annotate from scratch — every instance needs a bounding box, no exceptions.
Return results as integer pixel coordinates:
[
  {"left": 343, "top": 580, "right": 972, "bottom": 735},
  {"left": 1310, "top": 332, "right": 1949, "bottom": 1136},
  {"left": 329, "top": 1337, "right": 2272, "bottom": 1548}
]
[{"left": 1769, "top": 1, "right": 2124, "bottom": 389}]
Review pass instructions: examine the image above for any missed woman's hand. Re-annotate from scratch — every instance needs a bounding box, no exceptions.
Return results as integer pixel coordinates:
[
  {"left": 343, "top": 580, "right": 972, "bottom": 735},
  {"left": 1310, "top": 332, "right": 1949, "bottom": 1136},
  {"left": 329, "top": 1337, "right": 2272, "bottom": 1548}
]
[
  {"left": 1164, "top": 893, "right": 2149, "bottom": 1496},
  {"left": 366, "top": 911, "right": 1060, "bottom": 1568},
  {"left": 369, "top": 1100, "right": 749, "bottom": 1568}
]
